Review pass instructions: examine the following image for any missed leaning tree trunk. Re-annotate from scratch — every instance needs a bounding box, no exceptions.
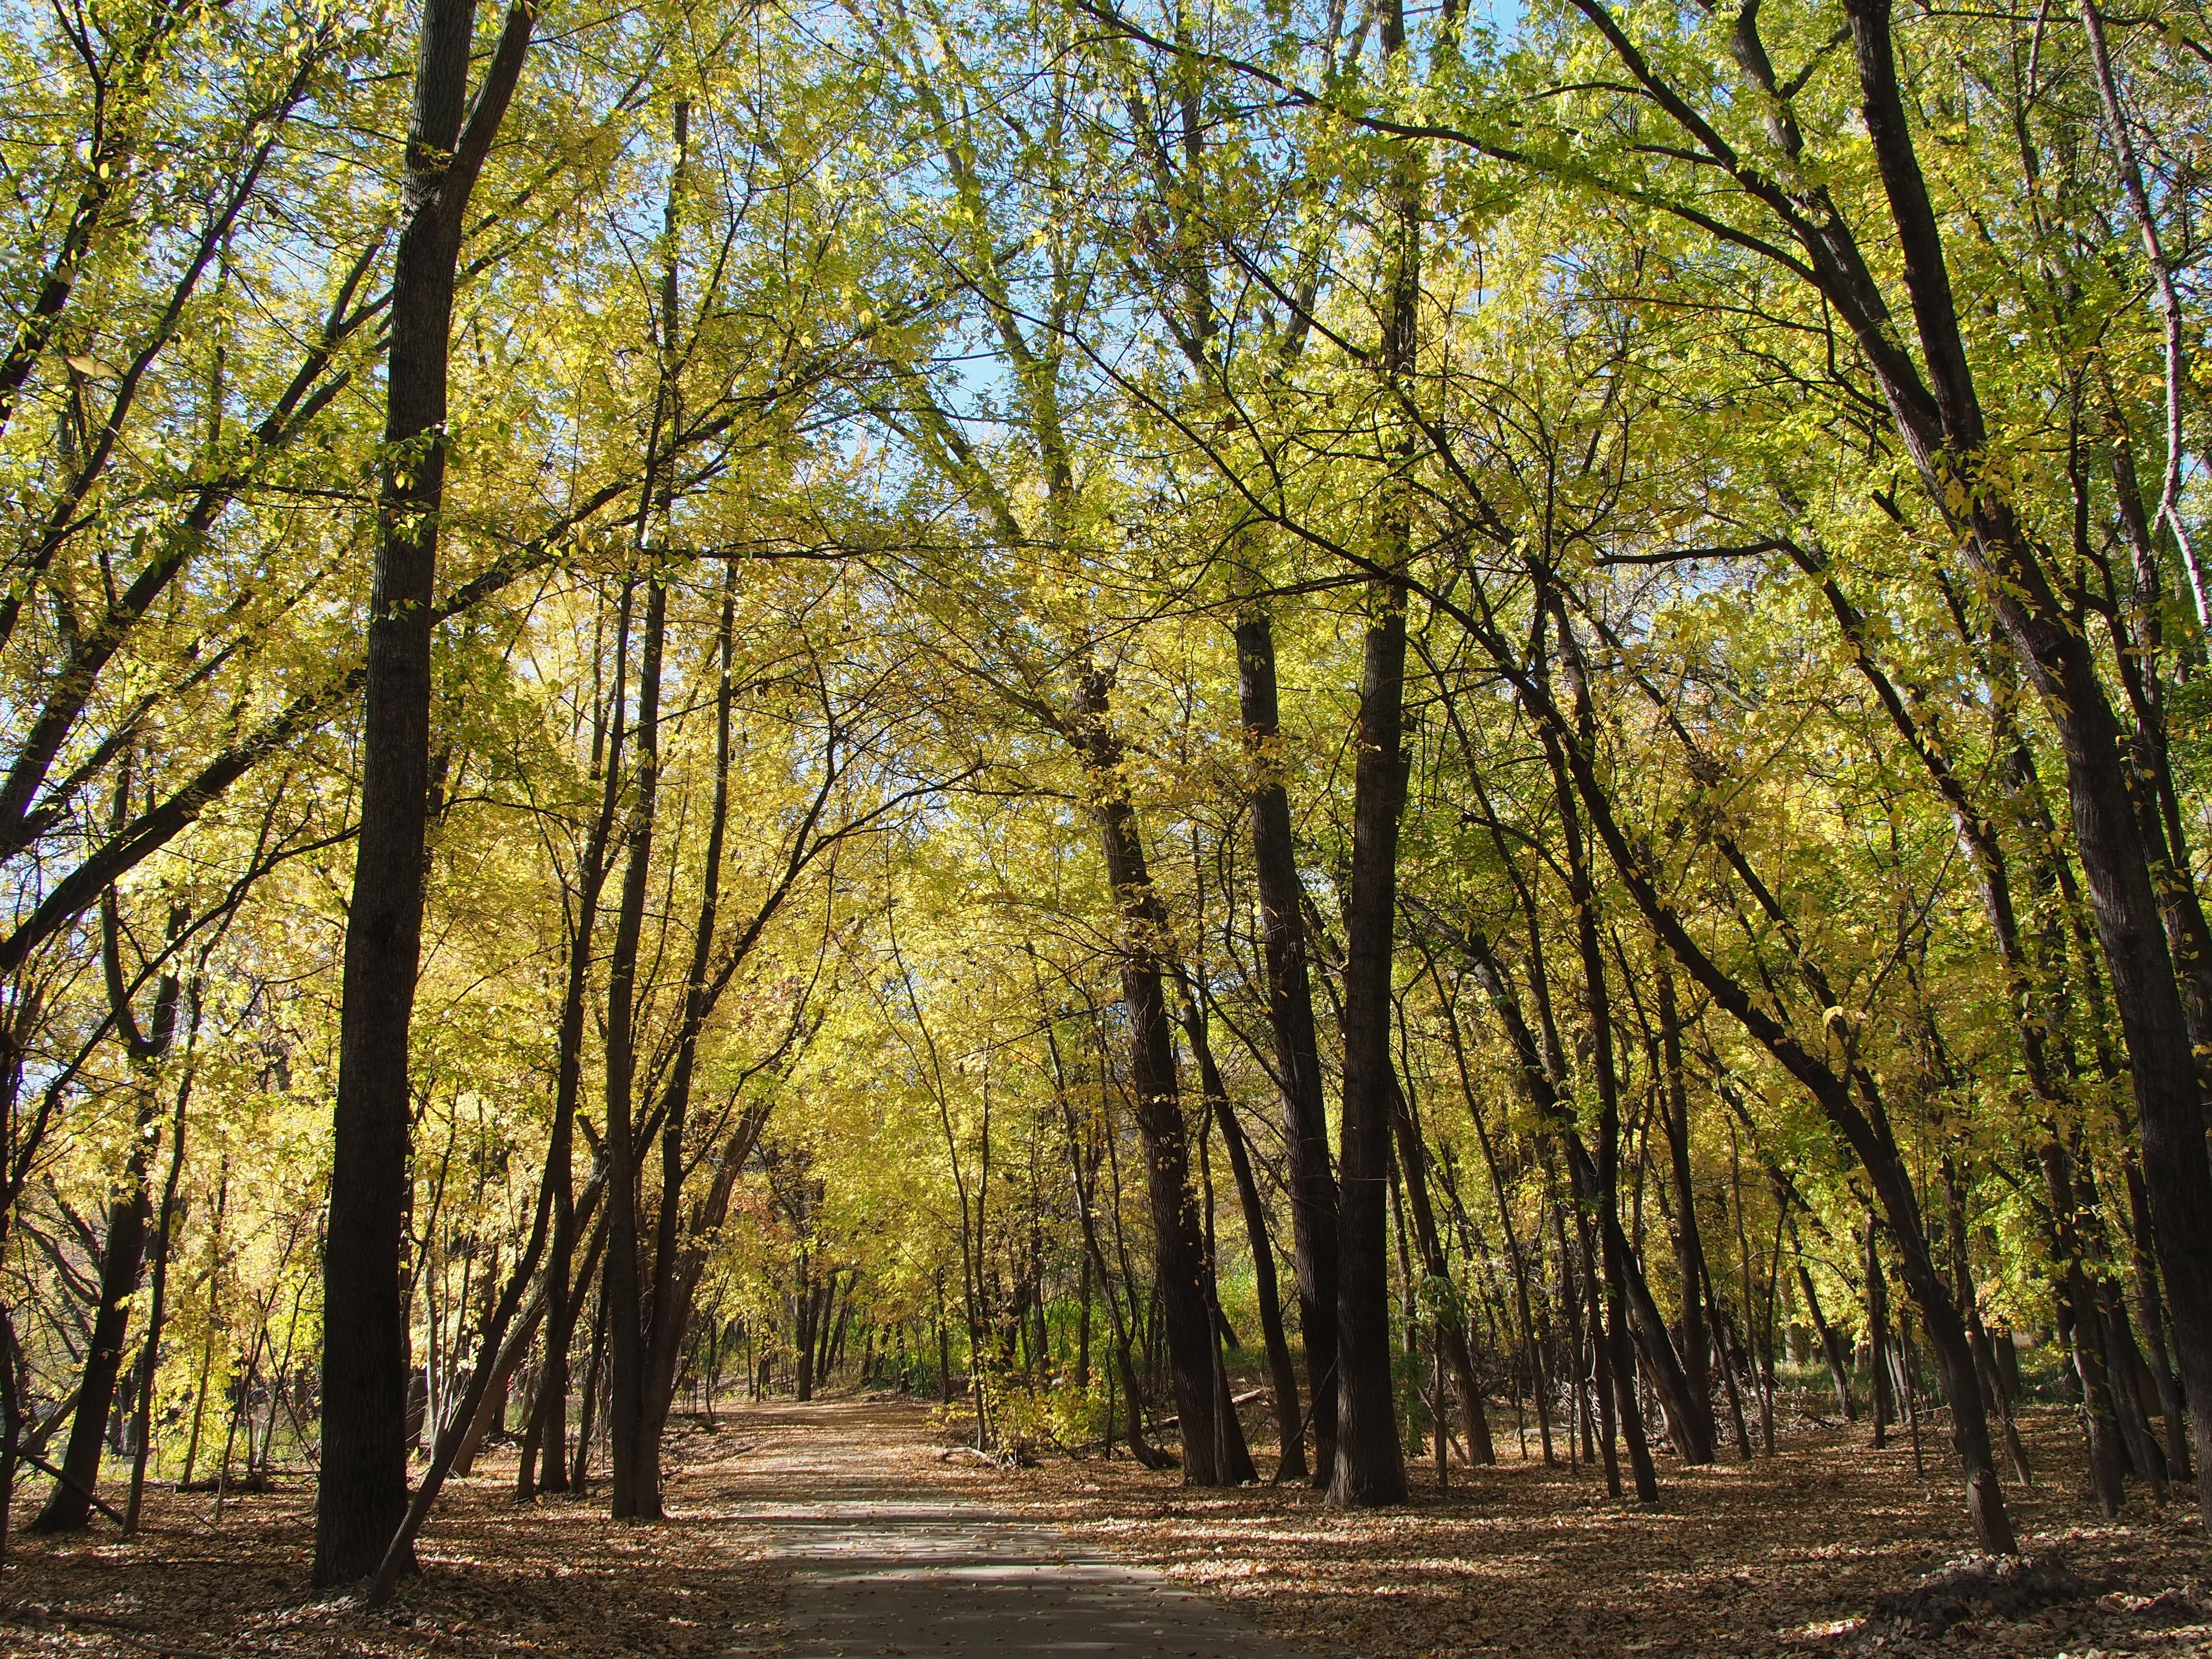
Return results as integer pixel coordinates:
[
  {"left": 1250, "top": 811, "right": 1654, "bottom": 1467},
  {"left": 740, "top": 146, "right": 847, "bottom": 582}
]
[
  {"left": 34, "top": 887, "right": 178, "bottom": 1533},
  {"left": 1653, "top": 956, "right": 1717, "bottom": 1458},
  {"left": 31, "top": 1131, "right": 152, "bottom": 1532},
  {"left": 316, "top": 0, "right": 532, "bottom": 1587},
  {"left": 1388, "top": 1078, "right": 1495, "bottom": 1465},
  {"left": 1181, "top": 990, "right": 1304, "bottom": 1480},
  {"left": 1233, "top": 610, "right": 1339, "bottom": 1487},
  {"left": 1839, "top": 0, "right": 2212, "bottom": 1531},
  {"left": 531, "top": 589, "right": 633, "bottom": 1498},
  {"left": 1069, "top": 664, "right": 1249, "bottom": 1487}
]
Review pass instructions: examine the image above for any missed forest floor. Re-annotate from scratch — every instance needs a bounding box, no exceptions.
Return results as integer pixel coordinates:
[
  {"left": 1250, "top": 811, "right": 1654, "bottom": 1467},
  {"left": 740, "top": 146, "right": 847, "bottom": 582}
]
[{"left": 0, "top": 1395, "right": 2205, "bottom": 1658}]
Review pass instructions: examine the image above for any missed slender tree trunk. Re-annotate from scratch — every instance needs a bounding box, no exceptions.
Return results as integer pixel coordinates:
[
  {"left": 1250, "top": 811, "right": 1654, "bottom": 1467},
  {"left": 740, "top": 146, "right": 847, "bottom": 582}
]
[
  {"left": 536, "top": 592, "right": 632, "bottom": 1498},
  {"left": 31, "top": 1127, "right": 153, "bottom": 1532},
  {"left": 642, "top": 545, "right": 738, "bottom": 1480},
  {"left": 40, "top": 877, "right": 183, "bottom": 1532},
  {"left": 1234, "top": 611, "right": 1339, "bottom": 1486},
  {"left": 603, "top": 572, "right": 666, "bottom": 1520},
  {"left": 1210, "top": 1080, "right": 1305, "bottom": 1480},
  {"left": 2041, "top": 1141, "right": 2125, "bottom": 1514},
  {"left": 1068, "top": 665, "right": 1240, "bottom": 1486},
  {"left": 126, "top": 1001, "right": 200, "bottom": 1532},
  {"left": 1794, "top": 1246, "right": 1855, "bottom": 1421},
  {"left": 1540, "top": 610, "right": 1708, "bottom": 1472},
  {"left": 1388, "top": 1078, "right": 1494, "bottom": 1464},
  {"left": 1057, "top": 1080, "right": 1169, "bottom": 1469},
  {"left": 1652, "top": 956, "right": 1717, "bottom": 1457},
  {"left": 634, "top": 104, "right": 708, "bottom": 1503},
  {"left": 573, "top": 1285, "right": 608, "bottom": 1493},
  {"left": 2120, "top": 1159, "right": 2191, "bottom": 1478}
]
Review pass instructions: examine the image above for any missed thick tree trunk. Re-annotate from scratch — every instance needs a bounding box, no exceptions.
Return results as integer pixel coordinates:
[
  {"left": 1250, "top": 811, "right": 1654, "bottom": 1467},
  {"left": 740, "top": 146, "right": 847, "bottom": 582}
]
[
  {"left": 1330, "top": 0, "right": 1420, "bottom": 1513},
  {"left": 1331, "top": 589, "right": 1412, "bottom": 1509},
  {"left": 317, "top": 0, "right": 531, "bottom": 1585},
  {"left": 1234, "top": 611, "right": 1339, "bottom": 1486}
]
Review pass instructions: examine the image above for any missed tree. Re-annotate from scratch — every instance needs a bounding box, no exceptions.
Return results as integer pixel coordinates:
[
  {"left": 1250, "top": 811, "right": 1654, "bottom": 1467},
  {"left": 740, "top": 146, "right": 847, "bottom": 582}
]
[{"left": 317, "top": 0, "right": 533, "bottom": 1585}]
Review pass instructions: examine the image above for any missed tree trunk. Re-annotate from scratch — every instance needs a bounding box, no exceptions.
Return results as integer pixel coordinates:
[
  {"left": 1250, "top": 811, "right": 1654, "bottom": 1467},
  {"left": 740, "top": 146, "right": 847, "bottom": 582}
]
[
  {"left": 603, "top": 571, "right": 666, "bottom": 1520},
  {"left": 35, "top": 886, "right": 177, "bottom": 1533},
  {"left": 126, "top": 1002, "right": 200, "bottom": 1532},
  {"left": 2120, "top": 1158, "right": 2191, "bottom": 1479},
  {"left": 1068, "top": 664, "right": 1243, "bottom": 1486},
  {"left": 1652, "top": 956, "right": 1717, "bottom": 1459},
  {"left": 1207, "top": 1070, "right": 1305, "bottom": 1480},
  {"left": 30, "top": 1138, "right": 151, "bottom": 1532},
  {"left": 633, "top": 103, "right": 703, "bottom": 1504},
  {"left": 1233, "top": 611, "right": 1339, "bottom": 1487},
  {"left": 1493, "top": 594, "right": 2018, "bottom": 1550},
  {"left": 1331, "top": 585, "right": 1412, "bottom": 1509},
  {"left": 1388, "top": 1078, "right": 1494, "bottom": 1464},
  {"left": 1794, "top": 1245, "right": 1855, "bottom": 1422},
  {"left": 641, "top": 558, "right": 744, "bottom": 1478},
  {"left": 316, "top": 0, "right": 531, "bottom": 1586},
  {"left": 535, "top": 589, "right": 633, "bottom": 1498},
  {"left": 1865, "top": 1224, "right": 1893, "bottom": 1449},
  {"left": 1840, "top": 0, "right": 2212, "bottom": 1531}
]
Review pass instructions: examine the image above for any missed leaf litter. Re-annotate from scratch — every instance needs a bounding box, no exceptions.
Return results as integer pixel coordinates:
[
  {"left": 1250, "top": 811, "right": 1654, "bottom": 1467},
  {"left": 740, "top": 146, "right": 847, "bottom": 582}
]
[{"left": 2, "top": 1400, "right": 2206, "bottom": 1659}]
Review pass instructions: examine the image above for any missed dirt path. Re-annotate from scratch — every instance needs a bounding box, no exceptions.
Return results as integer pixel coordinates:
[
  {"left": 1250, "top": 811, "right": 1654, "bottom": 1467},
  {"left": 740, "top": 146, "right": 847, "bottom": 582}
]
[{"left": 711, "top": 1400, "right": 1321, "bottom": 1657}]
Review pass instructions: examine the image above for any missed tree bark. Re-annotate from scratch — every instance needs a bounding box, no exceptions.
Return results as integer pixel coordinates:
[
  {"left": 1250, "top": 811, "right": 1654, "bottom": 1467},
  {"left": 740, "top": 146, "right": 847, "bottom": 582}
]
[
  {"left": 1839, "top": 0, "right": 2212, "bottom": 1529},
  {"left": 1652, "top": 955, "right": 1717, "bottom": 1458},
  {"left": 1793, "top": 1249, "right": 1854, "bottom": 1421},
  {"left": 1216, "top": 1101, "right": 1301, "bottom": 1477},
  {"left": 603, "top": 571, "right": 666, "bottom": 1520},
  {"left": 1388, "top": 1077, "right": 1494, "bottom": 1464},
  {"left": 534, "top": 587, "right": 633, "bottom": 1498},
  {"left": 1069, "top": 665, "right": 1246, "bottom": 1486},
  {"left": 33, "top": 888, "right": 179, "bottom": 1532},
  {"left": 316, "top": 0, "right": 532, "bottom": 1586},
  {"left": 1233, "top": 611, "right": 1339, "bottom": 1486}
]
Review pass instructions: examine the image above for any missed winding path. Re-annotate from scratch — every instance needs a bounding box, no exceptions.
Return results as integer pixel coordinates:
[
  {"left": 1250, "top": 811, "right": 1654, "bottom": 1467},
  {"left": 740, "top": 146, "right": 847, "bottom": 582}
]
[{"left": 713, "top": 1401, "right": 1317, "bottom": 1658}]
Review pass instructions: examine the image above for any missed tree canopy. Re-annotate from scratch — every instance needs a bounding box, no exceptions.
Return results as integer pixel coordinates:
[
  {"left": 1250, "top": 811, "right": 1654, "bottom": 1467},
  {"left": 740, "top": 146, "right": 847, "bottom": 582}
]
[{"left": 1, "top": 0, "right": 2209, "bottom": 1605}]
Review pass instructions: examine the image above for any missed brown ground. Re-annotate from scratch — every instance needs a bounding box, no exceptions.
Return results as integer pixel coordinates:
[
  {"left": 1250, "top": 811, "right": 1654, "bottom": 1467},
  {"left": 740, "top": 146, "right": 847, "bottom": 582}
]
[
  {"left": 0, "top": 1423, "right": 783, "bottom": 1659},
  {"left": 1, "top": 1398, "right": 2205, "bottom": 1658},
  {"left": 937, "top": 1402, "right": 2210, "bottom": 1659}
]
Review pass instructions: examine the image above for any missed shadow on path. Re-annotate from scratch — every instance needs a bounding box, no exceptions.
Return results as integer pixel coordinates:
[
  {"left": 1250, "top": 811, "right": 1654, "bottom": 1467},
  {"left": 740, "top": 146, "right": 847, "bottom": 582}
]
[{"left": 711, "top": 1401, "right": 1316, "bottom": 1658}]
